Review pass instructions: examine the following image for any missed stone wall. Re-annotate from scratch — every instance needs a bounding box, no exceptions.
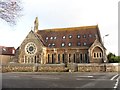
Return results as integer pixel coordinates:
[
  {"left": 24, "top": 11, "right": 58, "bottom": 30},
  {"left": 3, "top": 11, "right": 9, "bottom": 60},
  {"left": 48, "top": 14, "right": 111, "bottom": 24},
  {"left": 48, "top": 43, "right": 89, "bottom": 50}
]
[
  {"left": 2, "top": 63, "right": 34, "bottom": 72},
  {"left": 37, "top": 64, "right": 67, "bottom": 72},
  {"left": 1, "top": 63, "right": 120, "bottom": 72},
  {"left": 78, "top": 63, "right": 105, "bottom": 72},
  {"left": 106, "top": 63, "right": 119, "bottom": 72},
  {"left": 1, "top": 63, "right": 67, "bottom": 72},
  {"left": 78, "top": 63, "right": 120, "bottom": 72}
]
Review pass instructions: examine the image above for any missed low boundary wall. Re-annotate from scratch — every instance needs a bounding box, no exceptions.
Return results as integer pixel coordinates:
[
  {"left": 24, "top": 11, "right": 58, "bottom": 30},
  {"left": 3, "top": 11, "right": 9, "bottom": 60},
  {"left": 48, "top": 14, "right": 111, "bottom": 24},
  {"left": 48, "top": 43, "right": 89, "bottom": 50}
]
[
  {"left": 1, "top": 63, "right": 67, "bottom": 72},
  {"left": 77, "top": 63, "right": 119, "bottom": 72},
  {"left": 1, "top": 63, "right": 120, "bottom": 72}
]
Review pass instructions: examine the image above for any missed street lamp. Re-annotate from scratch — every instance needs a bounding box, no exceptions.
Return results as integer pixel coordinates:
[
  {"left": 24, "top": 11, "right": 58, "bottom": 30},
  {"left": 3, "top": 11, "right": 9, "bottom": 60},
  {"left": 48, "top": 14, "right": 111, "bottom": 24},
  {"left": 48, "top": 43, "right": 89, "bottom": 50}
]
[
  {"left": 103, "top": 34, "right": 109, "bottom": 45},
  {"left": 103, "top": 34, "right": 109, "bottom": 72},
  {"left": 103, "top": 34, "right": 109, "bottom": 62}
]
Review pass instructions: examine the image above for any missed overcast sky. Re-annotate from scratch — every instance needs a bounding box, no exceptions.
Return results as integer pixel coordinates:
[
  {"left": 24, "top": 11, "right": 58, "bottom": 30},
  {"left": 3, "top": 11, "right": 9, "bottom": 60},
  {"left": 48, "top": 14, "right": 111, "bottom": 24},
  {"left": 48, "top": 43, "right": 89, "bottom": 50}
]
[{"left": 0, "top": 0, "right": 118, "bottom": 55}]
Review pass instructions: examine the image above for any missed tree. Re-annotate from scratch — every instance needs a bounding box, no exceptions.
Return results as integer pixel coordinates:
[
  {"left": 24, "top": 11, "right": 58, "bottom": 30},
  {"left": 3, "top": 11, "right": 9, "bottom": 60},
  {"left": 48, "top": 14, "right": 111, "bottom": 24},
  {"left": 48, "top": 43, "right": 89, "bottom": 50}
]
[
  {"left": 107, "top": 52, "right": 115, "bottom": 62},
  {"left": 107, "top": 52, "right": 120, "bottom": 63},
  {"left": 0, "top": 0, "right": 22, "bottom": 25}
]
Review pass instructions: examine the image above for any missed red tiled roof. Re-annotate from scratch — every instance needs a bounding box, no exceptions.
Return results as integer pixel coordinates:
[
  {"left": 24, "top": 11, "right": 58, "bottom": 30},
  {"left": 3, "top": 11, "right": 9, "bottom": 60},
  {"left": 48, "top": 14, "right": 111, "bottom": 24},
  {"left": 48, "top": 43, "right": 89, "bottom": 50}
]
[
  {"left": 36, "top": 25, "right": 102, "bottom": 48},
  {"left": 0, "top": 46, "right": 15, "bottom": 55}
]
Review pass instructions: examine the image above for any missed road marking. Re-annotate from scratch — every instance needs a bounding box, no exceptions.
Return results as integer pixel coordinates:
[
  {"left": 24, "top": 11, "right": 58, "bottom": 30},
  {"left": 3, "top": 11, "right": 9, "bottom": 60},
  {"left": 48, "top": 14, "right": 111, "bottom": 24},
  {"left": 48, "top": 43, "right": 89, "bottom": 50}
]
[
  {"left": 76, "top": 78, "right": 113, "bottom": 81},
  {"left": 10, "top": 76, "right": 19, "bottom": 77},
  {"left": 113, "top": 76, "right": 119, "bottom": 89},
  {"left": 9, "top": 76, "right": 19, "bottom": 78},
  {"left": 110, "top": 74, "right": 119, "bottom": 80},
  {"left": 32, "top": 76, "right": 60, "bottom": 80},
  {"left": 77, "top": 76, "right": 93, "bottom": 78}
]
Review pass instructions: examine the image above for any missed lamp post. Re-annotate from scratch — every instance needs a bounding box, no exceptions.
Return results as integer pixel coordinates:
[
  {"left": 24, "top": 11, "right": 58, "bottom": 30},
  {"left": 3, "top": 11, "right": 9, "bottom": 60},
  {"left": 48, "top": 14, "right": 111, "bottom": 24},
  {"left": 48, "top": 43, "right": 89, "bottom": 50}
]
[
  {"left": 103, "top": 34, "right": 109, "bottom": 45},
  {"left": 103, "top": 34, "right": 109, "bottom": 72},
  {"left": 103, "top": 34, "right": 109, "bottom": 60}
]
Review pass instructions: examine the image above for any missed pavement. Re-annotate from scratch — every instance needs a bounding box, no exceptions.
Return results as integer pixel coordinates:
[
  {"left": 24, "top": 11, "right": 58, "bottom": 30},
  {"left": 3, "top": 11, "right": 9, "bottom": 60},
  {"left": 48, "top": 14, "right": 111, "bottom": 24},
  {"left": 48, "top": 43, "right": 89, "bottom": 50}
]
[{"left": 1, "top": 72, "right": 120, "bottom": 90}]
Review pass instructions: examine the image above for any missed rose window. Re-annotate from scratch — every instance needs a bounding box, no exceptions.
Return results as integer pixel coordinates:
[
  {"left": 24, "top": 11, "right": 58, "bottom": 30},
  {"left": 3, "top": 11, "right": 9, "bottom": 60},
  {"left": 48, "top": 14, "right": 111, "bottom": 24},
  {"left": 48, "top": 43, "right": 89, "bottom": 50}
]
[{"left": 25, "top": 42, "right": 37, "bottom": 55}]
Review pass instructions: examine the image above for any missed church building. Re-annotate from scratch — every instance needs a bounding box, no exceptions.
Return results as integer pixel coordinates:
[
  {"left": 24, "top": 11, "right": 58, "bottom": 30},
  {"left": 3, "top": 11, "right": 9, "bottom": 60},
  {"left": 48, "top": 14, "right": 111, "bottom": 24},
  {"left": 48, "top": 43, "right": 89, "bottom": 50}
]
[{"left": 18, "top": 17, "right": 107, "bottom": 64}]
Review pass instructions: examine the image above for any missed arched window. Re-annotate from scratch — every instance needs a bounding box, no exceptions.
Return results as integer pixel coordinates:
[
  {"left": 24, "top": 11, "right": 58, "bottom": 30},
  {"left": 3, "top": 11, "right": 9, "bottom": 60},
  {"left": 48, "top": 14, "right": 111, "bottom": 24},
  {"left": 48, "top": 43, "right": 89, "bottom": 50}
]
[
  {"left": 94, "top": 53, "right": 96, "bottom": 58},
  {"left": 97, "top": 53, "right": 99, "bottom": 57},
  {"left": 58, "top": 54, "right": 60, "bottom": 63},
  {"left": 73, "top": 54, "right": 76, "bottom": 63},
  {"left": 62, "top": 54, "right": 65, "bottom": 63},
  {"left": 35, "top": 56, "right": 37, "bottom": 63},
  {"left": 52, "top": 54, "right": 54, "bottom": 64},
  {"left": 100, "top": 53, "right": 102, "bottom": 57},
  {"left": 48, "top": 54, "right": 50, "bottom": 63},
  {"left": 80, "top": 54, "right": 82, "bottom": 63}
]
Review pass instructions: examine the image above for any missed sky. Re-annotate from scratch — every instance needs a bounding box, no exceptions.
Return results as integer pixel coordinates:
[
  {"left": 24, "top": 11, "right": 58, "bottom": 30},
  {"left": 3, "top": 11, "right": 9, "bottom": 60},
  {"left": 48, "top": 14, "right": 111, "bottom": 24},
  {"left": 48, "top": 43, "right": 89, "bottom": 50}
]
[{"left": 0, "top": 0, "right": 118, "bottom": 55}]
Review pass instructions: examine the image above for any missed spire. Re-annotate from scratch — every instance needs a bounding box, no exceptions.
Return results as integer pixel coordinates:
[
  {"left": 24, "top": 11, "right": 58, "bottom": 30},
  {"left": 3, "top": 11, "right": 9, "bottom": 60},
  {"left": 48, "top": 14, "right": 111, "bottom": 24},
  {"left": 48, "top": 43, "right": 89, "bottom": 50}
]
[{"left": 34, "top": 17, "right": 39, "bottom": 33}]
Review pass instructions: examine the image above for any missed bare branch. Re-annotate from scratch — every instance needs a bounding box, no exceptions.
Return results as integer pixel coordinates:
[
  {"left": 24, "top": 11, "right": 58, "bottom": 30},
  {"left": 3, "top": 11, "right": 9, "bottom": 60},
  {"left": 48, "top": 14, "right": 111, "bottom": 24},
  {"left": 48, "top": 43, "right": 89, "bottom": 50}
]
[{"left": 0, "top": 0, "right": 23, "bottom": 25}]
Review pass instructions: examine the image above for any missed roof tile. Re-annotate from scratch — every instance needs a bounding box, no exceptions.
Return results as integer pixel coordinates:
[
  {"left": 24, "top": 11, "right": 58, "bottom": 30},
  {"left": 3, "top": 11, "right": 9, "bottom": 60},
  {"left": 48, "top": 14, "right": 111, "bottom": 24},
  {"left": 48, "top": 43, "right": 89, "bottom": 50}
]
[{"left": 36, "top": 25, "right": 101, "bottom": 48}]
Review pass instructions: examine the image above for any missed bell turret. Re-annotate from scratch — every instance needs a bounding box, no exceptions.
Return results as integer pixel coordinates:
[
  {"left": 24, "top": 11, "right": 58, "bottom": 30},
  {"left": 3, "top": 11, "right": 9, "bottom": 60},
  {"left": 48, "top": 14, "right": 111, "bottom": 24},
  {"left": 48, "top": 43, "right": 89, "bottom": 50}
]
[{"left": 34, "top": 17, "right": 39, "bottom": 33}]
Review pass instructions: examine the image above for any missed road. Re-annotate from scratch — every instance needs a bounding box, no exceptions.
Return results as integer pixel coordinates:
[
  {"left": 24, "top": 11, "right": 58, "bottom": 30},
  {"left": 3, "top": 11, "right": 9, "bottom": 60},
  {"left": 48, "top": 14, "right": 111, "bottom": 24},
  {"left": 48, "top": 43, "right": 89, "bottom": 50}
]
[{"left": 2, "top": 72, "right": 120, "bottom": 90}]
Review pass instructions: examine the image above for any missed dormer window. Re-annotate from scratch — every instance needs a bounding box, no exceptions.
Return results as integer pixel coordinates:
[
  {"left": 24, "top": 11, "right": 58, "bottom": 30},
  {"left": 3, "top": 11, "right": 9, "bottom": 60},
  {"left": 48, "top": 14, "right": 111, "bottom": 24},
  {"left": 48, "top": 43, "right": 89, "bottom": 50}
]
[
  {"left": 77, "top": 35, "right": 81, "bottom": 39},
  {"left": 46, "top": 37, "right": 48, "bottom": 40},
  {"left": 68, "top": 42, "right": 72, "bottom": 47},
  {"left": 83, "top": 34, "right": 86, "bottom": 38},
  {"left": 61, "top": 43, "right": 65, "bottom": 47},
  {"left": 54, "top": 37, "right": 57, "bottom": 40},
  {"left": 83, "top": 42, "right": 87, "bottom": 46},
  {"left": 62, "top": 36, "right": 66, "bottom": 39},
  {"left": 77, "top": 42, "right": 81, "bottom": 46},
  {"left": 12, "top": 49, "right": 15, "bottom": 54},
  {"left": 69, "top": 35, "right": 72, "bottom": 39},
  {"left": 52, "top": 43, "right": 55, "bottom": 46},
  {"left": 89, "top": 34, "right": 92, "bottom": 37},
  {"left": 48, "top": 44, "right": 51, "bottom": 47},
  {"left": 2, "top": 48, "right": 6, "bottom": 51},
  {"left": 50, "top": 37, "right": 53, "bottom": 40}
]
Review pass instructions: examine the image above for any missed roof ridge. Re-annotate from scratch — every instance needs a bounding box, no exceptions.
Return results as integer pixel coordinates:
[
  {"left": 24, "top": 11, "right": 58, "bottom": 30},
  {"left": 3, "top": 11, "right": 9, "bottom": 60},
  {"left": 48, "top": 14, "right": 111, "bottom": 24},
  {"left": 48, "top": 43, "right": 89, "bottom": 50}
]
[
  {"left": 38, "top": 25, "right": 98, "bottom": 32},
  {"left": 0, "top": 46, "right": 14, "bottom": 48}
]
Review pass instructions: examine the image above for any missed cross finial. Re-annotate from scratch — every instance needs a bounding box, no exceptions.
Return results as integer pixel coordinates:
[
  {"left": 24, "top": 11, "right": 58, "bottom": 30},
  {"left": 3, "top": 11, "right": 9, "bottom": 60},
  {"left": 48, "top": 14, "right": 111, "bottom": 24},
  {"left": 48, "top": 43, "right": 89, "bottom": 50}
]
[
  {"left": 31, "top": 27, "right": 33, "bottom": 30},
  {"left": 95, "top": 34, "right": 98, "bottom": 39}
]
